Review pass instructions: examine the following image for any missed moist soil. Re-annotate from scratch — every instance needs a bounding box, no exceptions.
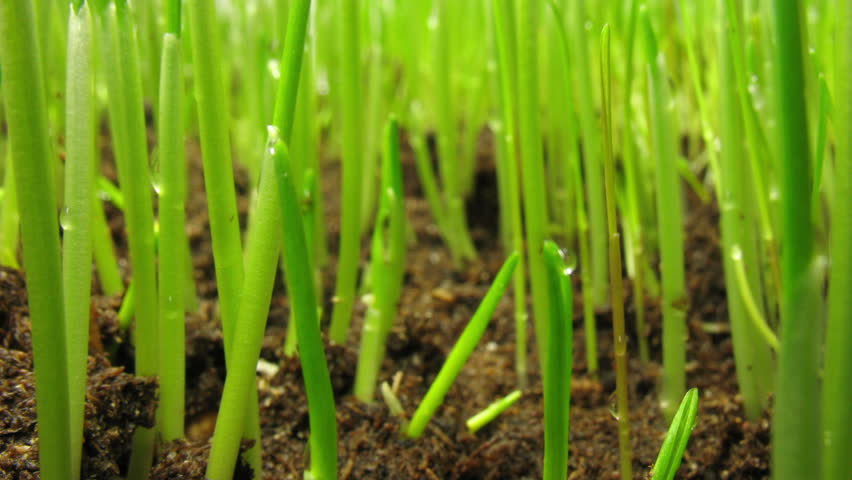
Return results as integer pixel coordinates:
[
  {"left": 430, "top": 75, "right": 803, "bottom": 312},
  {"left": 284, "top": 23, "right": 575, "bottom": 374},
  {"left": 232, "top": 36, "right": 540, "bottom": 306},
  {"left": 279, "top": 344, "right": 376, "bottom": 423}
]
[{"left": 0, "top": 130, "right": 770, "bottom": 479}]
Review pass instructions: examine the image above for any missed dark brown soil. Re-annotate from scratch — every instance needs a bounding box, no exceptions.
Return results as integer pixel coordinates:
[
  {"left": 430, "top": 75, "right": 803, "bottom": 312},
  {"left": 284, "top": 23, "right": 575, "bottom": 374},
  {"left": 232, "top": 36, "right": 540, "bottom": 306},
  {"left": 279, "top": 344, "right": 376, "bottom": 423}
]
[
  {"left": 0, "top": 132, "right": 770, "bottom": 479},
  {"left": 0, "top": 268, "right": 158, "bottom": 480}
]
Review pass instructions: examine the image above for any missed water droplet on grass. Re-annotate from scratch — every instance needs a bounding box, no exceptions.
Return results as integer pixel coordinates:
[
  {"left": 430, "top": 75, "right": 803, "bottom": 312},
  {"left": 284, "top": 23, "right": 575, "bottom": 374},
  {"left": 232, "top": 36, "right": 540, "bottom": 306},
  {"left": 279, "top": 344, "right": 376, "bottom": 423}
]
[
  {"left": 562, "top": 250, "right": 577, "bottom": 275},
  {"left": 427, "top": 14, "right": 438, "bottom": 31},
  {"left": 267, "top": 58, "right": 281, "bottom": 80},
  {"left": 60, "top": 206, "right": 73, "bottom": 231},
  {"left": 608, "top": 391, "right": 619, "bottom": 420},
  {"left": 731, "top": 245, "right": 743, "bottom": 261},
  {"left": 149, "top": 149, "right": 162, "bottom": 195}
]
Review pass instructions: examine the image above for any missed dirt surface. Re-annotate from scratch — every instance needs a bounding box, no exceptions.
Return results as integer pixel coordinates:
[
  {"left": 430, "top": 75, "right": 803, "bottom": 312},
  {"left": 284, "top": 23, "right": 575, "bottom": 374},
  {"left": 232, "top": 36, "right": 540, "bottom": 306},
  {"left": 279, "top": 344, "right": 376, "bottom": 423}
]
[
  {"left": 0, "top": 268, "right": 158, "bottom": 480},
  {"left": 0, "top": 132, "right": 770, "bottom": 479}
]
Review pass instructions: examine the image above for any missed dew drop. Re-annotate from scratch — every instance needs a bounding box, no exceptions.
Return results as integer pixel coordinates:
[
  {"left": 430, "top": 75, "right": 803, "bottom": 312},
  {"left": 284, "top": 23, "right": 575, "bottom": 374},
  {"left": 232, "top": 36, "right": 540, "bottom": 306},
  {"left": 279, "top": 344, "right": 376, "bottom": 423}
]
[
  {"left": 769, "top": 185, "right": 780, "bottom": 202},
  {"left": 562, "top": 250, "right": 578, "bottom": 275},
  {"left": 149, "top": 149, "right": 162, "bottom": 195},
  {"left": 267, "top": 124, "right": 281, "bottom": 140},
  {"left": 427, "top": 14, "right": 438, "bottom": 31},
  {"left": 608, "top": 391, "right": 619, "bottom": 420},
  {"left": 267, "top": 58, "right": 281, "bottom": 81},
  {"left": 60, "top": 206, "right": 73, "bottom": 231},
  {"left": 316, "top": 70, "right": 330, "bottom": 96},
  {"left": 731, "top": 245, "right": 743, "bottom": 261}
]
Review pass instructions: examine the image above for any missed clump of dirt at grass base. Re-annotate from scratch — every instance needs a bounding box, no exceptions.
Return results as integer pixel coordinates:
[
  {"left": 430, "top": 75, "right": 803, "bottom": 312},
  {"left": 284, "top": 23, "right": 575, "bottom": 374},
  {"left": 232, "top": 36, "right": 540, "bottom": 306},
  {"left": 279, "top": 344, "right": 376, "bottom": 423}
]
[{"left": 0, "top": 267, "right": 158, "bottom": 480}]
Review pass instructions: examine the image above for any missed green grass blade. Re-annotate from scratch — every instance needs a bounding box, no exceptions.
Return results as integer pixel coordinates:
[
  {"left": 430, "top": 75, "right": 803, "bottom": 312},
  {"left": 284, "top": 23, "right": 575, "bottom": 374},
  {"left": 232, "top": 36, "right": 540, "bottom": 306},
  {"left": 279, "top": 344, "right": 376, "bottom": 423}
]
[
  {"left": 354, "top": 116, "right": 407, "bottom": 402},
  {"left": 822, "top": 1, "right": 852, "bottom": 477},
  {"left": 406, "top": 252, "right": 519, "bottom": 438},
  {"left": 97, "top": 3, "right": 160, "bottom": 476},
  {"left": 433, "top": 0, "right": 476, "bottom": 265},
  {"left": 329, "top": 0, "right": 364, "bottom": 343},
  {"left": 516, "top": 0, "right": 550, "bottom": 376},
  {"left": 769, "top": 0, "right": 822, "bottom": 478},
  {"left": 156, "top": 31, "right": 186, "bottom": 442},
  {"left": 63, "top": 5, "right": 95, "bottom": 477},
  {"left": 650, "top": 388, "right": 700, "bottom": 480},
  {"left": 207, "top": 1, "right": 313, "bottom": 473},
  {"left": 542, "top": 241, "right": 572, "bottom": 480},
  {"left": 640, "top": 8, "right": 687, "bottom": 421},
  {"left": 205, "top": 133, "right": 283, "bottom": 480},
  {"left": 273, "top": 141, "right": 338, "bottom": 480},
  {"left": 704, "top": 0, "right": 774, "bottom": 421},
  {"left": 569, "top": 0, "right": 609, "bottom": 309},
  {"left": 546, "top": 0, "right": 600, "bottom": 376},
  {"left": 601, "top": 24, "right": 633, "bottom": 480},
  {"left": 466, "top": 390, "right": 522, "bottom": 434},
  {"left": 0, "top": 1, "right": 71, "bottom": 478},
  {"left": 491, "top": 0, "right": 528, "bottom": 386},
  {"left": 186, "top": 0, "right": 244, "bottom": 353}
]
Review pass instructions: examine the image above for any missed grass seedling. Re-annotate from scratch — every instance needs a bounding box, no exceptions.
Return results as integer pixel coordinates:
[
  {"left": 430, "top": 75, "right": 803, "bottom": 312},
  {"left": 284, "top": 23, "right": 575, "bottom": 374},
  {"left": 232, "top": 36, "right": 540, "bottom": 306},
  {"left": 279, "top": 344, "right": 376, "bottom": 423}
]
[
  {"left": 354, "top": 116, "right": 407, "bottom": 402},
  {"left": 156, "top": 0, "right": 186, "bottom": 442},
  {"left": 640, "top": 8, "right": 687, "bottom": 420},
  {"left": 406, "top": 252, "right": 519, "bottom": 438},
  {"left": 568, "top": 0, "right": 609, "bottom": 309},
  {"left": 207, "top": 1, "right": 313, "bottom": 475},
  {"left": 822, "top": 2, "right": 852, "bottom": 476},
  {"left": 185, "top": 0, "right": 261, "bottom": 468},
  {"left": 381, "top": 381, "right": 407, "bottom": 421},
  {"left": 620, "top": 0, "right": 650, "bottom": 362},
  {"left": 329, "top": 0, "right": 364, "bottom": 344},
  {"left": 0, "top": 2, "right": 71, "bottom": 478},
  {"left": 515, "top": 0, "right": 551, "bottom": 372},
  {"left": 63, "top": 4, "right": 95, "bottom": 476},
  {"left": 410, "top": 132, "right": 459, "bottom": 254},
  {"left": 650, "top": 388, "right": 699, "bottom": 480},
  {"left": 542, "top": 241, "right": 572, "bottom": 480},
  {"left": 205, "top": 132, "right": 285, "bottom": 480},
  {"left": 466, "top": 390, "right": 522, "bottom": 434},
  {"left": 722, "top": 0, "right": 782, "bottom": 305},
  {"left": 490, "top": 0, "right": 528, "bottom": 386},
  {"left": 769, "top": 1, "right": 822, "bottom": 477},
  {"left": 273, "top": 141, "right": 338, "bottom": 480},
  {"left": 96, "top": 2, "right": 160, "bottom": 475},
  {"left": 358, "top": 5, "right": 389, "bottom": 234},
  {"left": 716, "top": 0, "right": 776, "bottom": 415},
  {"left": 546, "top": 0, "right": 599, "bottom": 376},
  {"left": 279, "top": 0, "right": 320, "bottom": 358},
  {"left": 185, "top": 0, "right": 244, "bottom": 350},
  {"left": 600, "top": 25, "right": 633, "bottom": 480},
  {"left": 3, "top": 1, "right": 850, "bottom": 478},
  {"left": 432, "top": 0, "right": 476, "bottom": 266}
]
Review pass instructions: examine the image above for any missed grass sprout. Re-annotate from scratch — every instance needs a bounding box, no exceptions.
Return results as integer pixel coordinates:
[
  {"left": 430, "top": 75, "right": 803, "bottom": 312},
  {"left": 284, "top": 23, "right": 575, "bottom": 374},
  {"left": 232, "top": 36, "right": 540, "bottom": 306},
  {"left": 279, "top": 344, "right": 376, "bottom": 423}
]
[
  {"left": 650, "top": 388, "right": 700, "bottom": 480},
  {"left": 406, "top": 252, "right": 519, "bottom": 438},
  {"left": 466, "top": 390, "right": 522, "bottom": 434}
]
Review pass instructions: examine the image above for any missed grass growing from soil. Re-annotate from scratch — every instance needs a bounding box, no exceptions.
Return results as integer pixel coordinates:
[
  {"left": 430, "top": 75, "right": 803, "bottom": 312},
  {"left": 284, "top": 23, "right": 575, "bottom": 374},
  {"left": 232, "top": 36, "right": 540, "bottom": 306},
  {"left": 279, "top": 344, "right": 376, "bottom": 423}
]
[{"left": 0, "top": 0, "right": 848, "bottom": 478}]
